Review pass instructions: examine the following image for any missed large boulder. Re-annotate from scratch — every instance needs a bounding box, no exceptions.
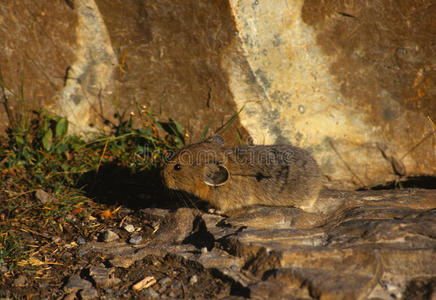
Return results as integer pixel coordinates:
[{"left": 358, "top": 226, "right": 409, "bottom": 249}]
[
  {"left": 0, "top": 0, "right": 434, "bottom": 189},
  {"left": 223, "top": 0, "right": 435, "bottom": 188},
  {"left": 0, "top": 0, "right": 77, "bottom": 132}
]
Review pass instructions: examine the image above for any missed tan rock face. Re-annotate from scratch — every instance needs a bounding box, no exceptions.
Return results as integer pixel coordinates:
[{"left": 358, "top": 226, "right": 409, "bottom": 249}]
[
  {"left": 93, "top": 0, "right": 249, "bottom": 143},
  {"left": 55, "top": 0, "right": 118, "bottom": 136},
  {"left": 0, "top": 1, "right": 77, "bottom": 132},
  {"left": 0, "top": 1, "right": 434, "bottom": 188},
  {"left": 224, "top": 0, "right": 436, "bottom": 188}
]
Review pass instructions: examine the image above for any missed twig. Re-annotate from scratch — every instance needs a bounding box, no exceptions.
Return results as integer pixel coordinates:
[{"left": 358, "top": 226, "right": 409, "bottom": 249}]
[
  {"left": 96, "top": 138, "right": 109, "bottom": 172},
  {"left": 328, "top": 138, "right": 365, "bottom": 186}
]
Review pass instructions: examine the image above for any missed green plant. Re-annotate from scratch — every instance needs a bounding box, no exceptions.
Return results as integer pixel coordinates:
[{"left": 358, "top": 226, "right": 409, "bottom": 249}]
[{"left": 0, "top": 232, "right": 26, "bottom": 272}]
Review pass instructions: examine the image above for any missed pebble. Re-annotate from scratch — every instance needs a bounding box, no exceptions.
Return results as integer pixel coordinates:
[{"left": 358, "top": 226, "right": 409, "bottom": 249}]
[
  {"left": 78, "top": 247, "right": 90, "bottom": 257},
  {"left": 35, "top": 189, "right": 53, "bottom": 204},
  {"left": 64, "top": 275, "right": 92, "bottom": 293},
  {"left": 143, "top": 288, "right": 159, "bottom": 298},
  {"left": 158, "top": 277, "right": 171, "bottom": 293},
  {"left": 128, "top": 235, "right": 143, "bottom": 245},
  {"left": 189, "top": 275, "right": 198, "bottom": 285},
  {"left": 77, "top": 237, "right": 86, "bottom": 245},
  {"left": 123, "top": 224, "right": 135, "bottom": 233},
  {"left": 100, "top": 229, "right": 119, "bottom": 242},
  {"left": 80, "top": 287, "right": 98, "bottom": 299},
  {"left": 89, "top": 265, "right": 121, "bottom": 288},
  {"left": 172, "top": 281, "right": 182, "bottom": 289},
  {"left": 158, "top": 277, "right": 171, "bottom": 287}
]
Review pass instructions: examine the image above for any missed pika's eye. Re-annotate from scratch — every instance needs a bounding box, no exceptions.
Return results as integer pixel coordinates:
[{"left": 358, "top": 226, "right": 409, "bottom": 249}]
[{"left": 174, "top": 164, "right": 182, "bottom": 171}]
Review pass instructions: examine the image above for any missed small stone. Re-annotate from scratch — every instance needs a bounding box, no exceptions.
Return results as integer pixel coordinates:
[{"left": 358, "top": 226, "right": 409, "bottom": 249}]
[
  {"left": 89, "top": 265, "right": 121, "bottom": 288},
  {"left": 128, "top": 235, "right": 143, "bottom": 245},
  {"left": 64, "top": 275, "right": 92, "bottom": 293},
  {"left": 143, "top": 288, "right": 159, "bottom": 298},
  {"left": 158, "top": 277, "right": 171, "bottom": 287},
  {"left": 123, "top": 224, "right": 135, "bottom": 233},
  {"left": 100, "top": 229, "right": 119, "bottom": 242},
  {"left": 77, "top": 237, "right": 86, "bottom": 245},
  {"left": 172, "top": 281, "right": 182, "bottom": 289},
  {"left": 189, "top": 275, "right": 198, "bottom": 285},
  {"left": 13, "top": 275, "right": 26, "bottom": 286},
  {"left": 80, "top": 287, "right": 98, "bottom": 299},
  {"left": 35, "top": 189, "right": 53, "bottom": 203},
  {"left": 110, "top": 256, "right": 134, "bottom": 268}
]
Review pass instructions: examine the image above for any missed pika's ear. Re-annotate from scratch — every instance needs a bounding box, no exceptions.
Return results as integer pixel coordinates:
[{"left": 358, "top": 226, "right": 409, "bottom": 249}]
[
  {"left": 203, "top": 163, "right": 229, "bottom": 186},
  {"left": 205, "top": 135, "right": 224, "bottom": 145}
]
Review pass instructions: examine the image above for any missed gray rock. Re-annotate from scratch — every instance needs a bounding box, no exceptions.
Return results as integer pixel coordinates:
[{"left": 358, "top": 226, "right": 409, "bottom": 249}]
[
  {"left": 128, "top": 235, "right": 142, "bottom": 245},
  {"left": 2, "top": 0, "right": 435, "bottom": 186},
  {"left": 123, "top": 224, "right": 135, "bottom": 233},
  {"left": 153, "top": 208, "right": 197, "bottom": 243},
  {"left": 158, "top": 277, "right": 171, "bottom": 288},
  {"left": 35, "top": 189, "right": 54, "bottom": 204},
  {"left": 77, "top": 237, "right": 86, "bottom": 245},
  {"left": 100, "top": 229, "right": 119, "bottom": 242},
  {"left": 63, "top": 275, "right": 92, "bottom": 293},
  {"left": 62, "top": 190, "right": 435, "bottom": 299},
  {"left": 143, "top": 288, "right": 159, "bottom": 298},
  {"left": 89, "top": 265, "right": 121, "bottom": 289},
  {"left": 80, "top": 287, "right": 98, "bottom": 299}
]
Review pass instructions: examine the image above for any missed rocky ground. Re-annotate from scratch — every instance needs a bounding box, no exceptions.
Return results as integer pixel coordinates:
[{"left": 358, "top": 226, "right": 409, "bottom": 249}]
[{"left": 1, "top": 189, "right": 436, "bottom": 299}]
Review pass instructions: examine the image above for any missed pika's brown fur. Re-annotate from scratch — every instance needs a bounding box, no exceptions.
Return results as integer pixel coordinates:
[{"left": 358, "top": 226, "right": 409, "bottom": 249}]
[{"left": 162, "top": 135, "right": 323, "bottom": 212}]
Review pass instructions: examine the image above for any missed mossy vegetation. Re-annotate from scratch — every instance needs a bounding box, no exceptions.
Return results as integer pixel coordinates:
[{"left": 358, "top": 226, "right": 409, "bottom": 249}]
[{"left": 0, "top": 107, "right": 184, "bottom": 275}]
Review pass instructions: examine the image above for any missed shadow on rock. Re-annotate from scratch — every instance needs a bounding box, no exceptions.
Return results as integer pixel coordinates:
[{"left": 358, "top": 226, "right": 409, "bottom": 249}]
[
  {"left": 358, "top": 176, "right": 436, "bottom": 191},
  {"left": 78, "top": 163, "right": 177, "bottom": 210}
]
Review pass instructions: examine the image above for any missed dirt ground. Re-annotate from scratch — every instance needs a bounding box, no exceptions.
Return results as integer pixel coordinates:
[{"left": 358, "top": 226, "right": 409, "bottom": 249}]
[{"left": 0, "top": 203, "right": 243, "bottom": 299}]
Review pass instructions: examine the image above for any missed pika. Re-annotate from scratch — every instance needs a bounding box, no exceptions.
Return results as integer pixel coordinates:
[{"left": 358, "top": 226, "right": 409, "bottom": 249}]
[{"left": 162, "top": 135, "right": 323, "bottom": 213}]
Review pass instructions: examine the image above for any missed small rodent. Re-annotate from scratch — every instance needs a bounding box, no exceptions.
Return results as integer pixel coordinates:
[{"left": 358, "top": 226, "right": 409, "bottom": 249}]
[{"left": 162, "top": 135, "right": 323, "bottom": 212}]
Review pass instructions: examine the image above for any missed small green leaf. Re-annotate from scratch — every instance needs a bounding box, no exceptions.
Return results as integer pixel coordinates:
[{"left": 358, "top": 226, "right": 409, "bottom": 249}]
[
  {"left": 56, "top": 143, "right": 68, "bottom": 154},
  {"left": 138, "top": 128, "right": 153, "bottom": 137},
  {"left": 55, "top": 118, "right": 68, "bottom": 138},
  {"left": 200, "top": 124, "right": 210, "bottom": 141},
  {"left": 174, "top": 122, "right": 183, "bottom": 136},
  {"left": 42, "top": 129, "right": 53, "bottom": 151},
  {"left": 14, "top": 135, "right": 24, "bottom": 145}
]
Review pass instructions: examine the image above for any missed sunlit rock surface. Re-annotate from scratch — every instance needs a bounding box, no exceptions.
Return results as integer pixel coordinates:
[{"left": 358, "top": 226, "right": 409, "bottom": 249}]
[
  {"left": 1, "top": 0, "right": 434, "bottom": 187},
  {"left": 81, "top": 189, "right": 436, "bottom": 299}
]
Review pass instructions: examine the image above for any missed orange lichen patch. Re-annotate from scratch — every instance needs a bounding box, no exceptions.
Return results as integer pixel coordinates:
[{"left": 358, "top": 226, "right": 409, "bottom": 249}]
[{"left": 405, "top": 78, "right": 430, "bottom": 103}]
